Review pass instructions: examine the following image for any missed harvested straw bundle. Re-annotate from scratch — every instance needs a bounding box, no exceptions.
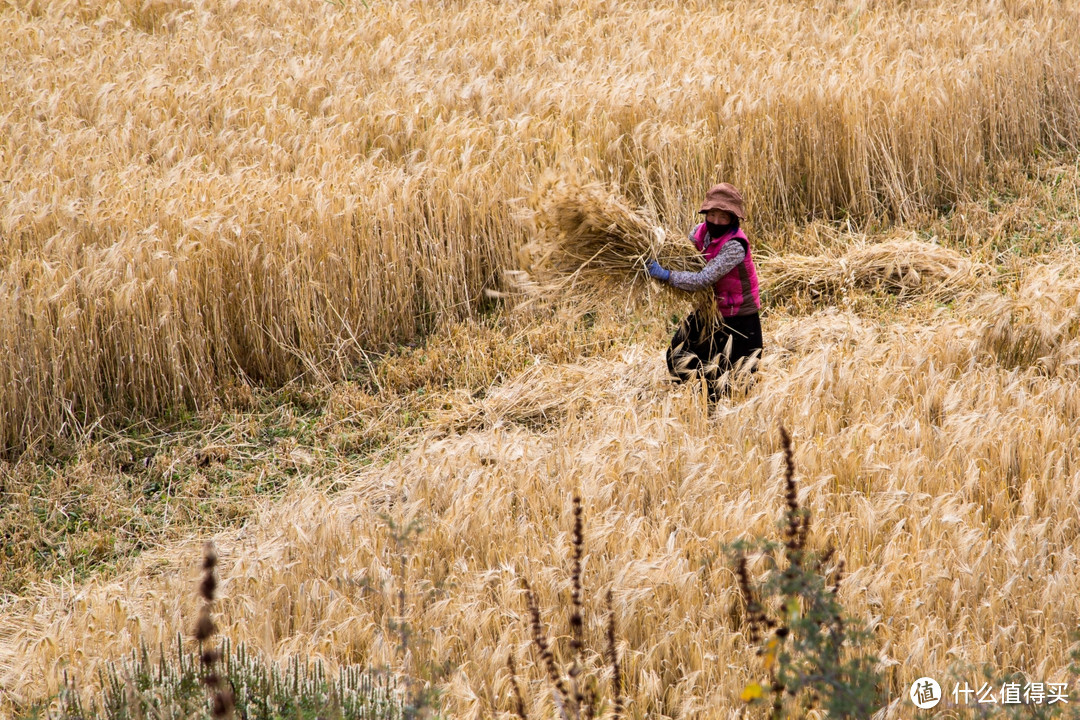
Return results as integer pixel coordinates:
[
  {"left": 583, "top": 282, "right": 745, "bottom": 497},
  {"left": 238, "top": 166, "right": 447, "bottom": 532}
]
[
  {"left": 527, "top": 174, "right": 704, "bottom": 276},
  {"left": 523, "top": 173, "right": 715, "bottom": 312},
  {"left": 760, "top": 237, "right": 985, "bottom": 303}
]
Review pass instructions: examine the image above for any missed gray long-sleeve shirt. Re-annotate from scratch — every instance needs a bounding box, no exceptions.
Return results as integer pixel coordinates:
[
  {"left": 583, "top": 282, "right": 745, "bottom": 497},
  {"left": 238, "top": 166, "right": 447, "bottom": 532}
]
[{"left": 667, "top": 232, "right": 746, "bottom": 292}]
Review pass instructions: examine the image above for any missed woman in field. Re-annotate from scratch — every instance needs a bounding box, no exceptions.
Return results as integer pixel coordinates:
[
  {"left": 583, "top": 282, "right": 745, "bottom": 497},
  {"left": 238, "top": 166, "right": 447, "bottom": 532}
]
[{"left": 646, "top": 183, "right": 763, "bottom": 399}]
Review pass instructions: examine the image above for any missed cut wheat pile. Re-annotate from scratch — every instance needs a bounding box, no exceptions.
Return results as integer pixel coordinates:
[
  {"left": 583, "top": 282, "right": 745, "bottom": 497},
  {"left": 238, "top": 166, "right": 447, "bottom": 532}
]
[
  {"left": 524, "top": 173, "right": 700, "bottom": 275},
  {"left": 522, "top": 173, "right": 717, "bottom": 309},
  {"left": 760, "top": 237, "right": 987, "bottom": 303}
]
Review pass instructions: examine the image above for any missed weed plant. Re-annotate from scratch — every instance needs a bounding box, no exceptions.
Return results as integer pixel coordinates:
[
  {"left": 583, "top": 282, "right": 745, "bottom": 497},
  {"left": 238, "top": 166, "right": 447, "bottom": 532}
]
[
  {"left": 728, "top": 426, "right": 884, "bottom": 719},
  {"left": 510, "top": 495, "right": 623, "bottom": 720}
]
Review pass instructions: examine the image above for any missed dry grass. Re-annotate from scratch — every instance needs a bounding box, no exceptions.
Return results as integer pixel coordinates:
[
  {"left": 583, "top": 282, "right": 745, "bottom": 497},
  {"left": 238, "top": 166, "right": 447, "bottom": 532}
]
[{"left": 3, "top": 0, "right": 1080, "bottom": 451}]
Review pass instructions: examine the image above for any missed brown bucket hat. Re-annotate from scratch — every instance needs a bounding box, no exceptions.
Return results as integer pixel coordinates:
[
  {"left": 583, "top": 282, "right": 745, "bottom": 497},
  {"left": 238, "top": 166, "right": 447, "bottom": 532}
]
[{"left": 698, "top": 183, "right": 745, "bottom": 219}]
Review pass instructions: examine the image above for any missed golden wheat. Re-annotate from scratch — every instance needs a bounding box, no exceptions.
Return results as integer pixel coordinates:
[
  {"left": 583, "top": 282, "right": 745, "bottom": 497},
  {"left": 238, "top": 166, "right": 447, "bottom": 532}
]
[
  {"left": 2, "top": 0, "right": 1080, "bottom": 450},
  {"left": 4, "top": 1, "right": 1080, "bottom": 717}
]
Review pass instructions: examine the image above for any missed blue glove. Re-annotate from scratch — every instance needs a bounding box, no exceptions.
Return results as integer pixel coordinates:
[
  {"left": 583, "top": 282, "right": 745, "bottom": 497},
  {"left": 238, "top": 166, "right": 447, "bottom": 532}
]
[{"left": 647, "top": 260, "right": 671, "bottom": 282}]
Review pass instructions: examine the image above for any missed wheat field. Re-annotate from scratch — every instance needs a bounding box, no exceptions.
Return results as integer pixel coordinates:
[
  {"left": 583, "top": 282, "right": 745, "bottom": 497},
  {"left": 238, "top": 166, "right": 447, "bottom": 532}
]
[
  {"left": 3, "top": 0, "right": 1080, "bottom": 717},
  {"left": 3, "top": 0, "right": 1079, "bottom": 452}
]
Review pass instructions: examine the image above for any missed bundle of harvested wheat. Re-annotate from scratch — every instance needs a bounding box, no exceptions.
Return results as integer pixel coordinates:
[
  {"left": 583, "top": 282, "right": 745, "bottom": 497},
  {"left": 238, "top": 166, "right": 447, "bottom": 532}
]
[
  {"left": 522, "top": 173, "right": 716, "bottom": 314},
  {"left": 526, "top": 173, "right": 709, "bottom": 274},
  {"left": 760, "top": 237, "right": 984, "bottom": 303}
]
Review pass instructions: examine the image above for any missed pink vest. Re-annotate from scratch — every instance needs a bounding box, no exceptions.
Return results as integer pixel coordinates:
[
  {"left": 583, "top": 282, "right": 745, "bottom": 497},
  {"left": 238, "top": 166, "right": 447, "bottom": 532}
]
[{"left": 693, "top": 223, "right": 761, "bottom": 318}]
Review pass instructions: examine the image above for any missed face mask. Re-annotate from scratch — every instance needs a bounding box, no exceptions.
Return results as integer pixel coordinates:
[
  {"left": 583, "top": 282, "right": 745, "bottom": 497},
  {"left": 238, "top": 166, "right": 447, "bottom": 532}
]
[{"left": 706, "top": 220, "right": 735, "bottom": 238}]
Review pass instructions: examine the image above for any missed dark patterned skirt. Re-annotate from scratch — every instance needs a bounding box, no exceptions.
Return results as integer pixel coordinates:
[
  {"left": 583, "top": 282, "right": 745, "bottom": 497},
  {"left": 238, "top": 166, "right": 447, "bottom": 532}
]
[{"left": 665, "top": 310, "right": 763, "bottom": 398}]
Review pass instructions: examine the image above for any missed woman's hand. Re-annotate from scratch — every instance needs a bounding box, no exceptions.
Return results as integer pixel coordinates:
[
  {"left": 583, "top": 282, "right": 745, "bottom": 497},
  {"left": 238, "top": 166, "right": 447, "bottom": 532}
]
[{"left": 647, "top": 260, "right": 671, "bottom": 282}]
